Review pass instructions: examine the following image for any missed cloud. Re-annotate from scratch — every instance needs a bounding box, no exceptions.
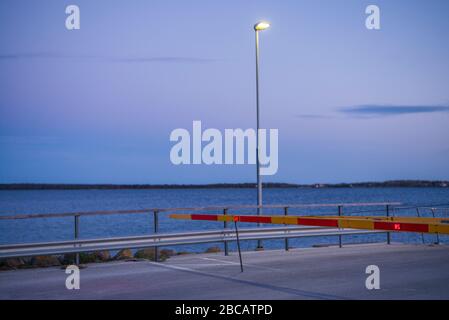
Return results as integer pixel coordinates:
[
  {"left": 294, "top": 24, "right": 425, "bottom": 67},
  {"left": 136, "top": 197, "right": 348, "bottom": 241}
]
[
  {"left": 339, "top": 105, "right": 449, "bottom": 117},
  {"left": 0, "top": 52, "right": 216, "bottom": 63}
]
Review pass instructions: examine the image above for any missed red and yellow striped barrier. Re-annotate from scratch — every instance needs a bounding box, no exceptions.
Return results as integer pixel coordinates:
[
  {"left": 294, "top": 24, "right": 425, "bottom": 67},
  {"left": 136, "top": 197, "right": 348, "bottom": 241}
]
[{"left": 169, "top": 213, "right": 449, "bottom": 235}]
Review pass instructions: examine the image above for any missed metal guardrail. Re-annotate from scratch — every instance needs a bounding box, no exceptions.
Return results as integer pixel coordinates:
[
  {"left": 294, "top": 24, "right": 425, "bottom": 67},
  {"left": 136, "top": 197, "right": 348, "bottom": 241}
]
[
  {"left": 0, "top": 226, "right": 388, "bottom": 259},
  {"left": 0, "top": 202, "right": 401, "bottom": 260}
]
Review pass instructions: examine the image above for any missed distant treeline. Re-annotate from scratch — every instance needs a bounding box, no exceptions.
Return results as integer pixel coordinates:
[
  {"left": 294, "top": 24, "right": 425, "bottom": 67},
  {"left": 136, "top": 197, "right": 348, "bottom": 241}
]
[{"left": 0, "top": 180, "right": 448, "bottom": 190}]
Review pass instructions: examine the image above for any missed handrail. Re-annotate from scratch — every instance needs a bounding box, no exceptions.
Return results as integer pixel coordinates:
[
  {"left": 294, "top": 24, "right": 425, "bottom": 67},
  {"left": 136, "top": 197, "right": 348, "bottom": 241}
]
[
  {"left": 0, "top": 202, "right": 401, "bottom": 220},
  {"left": 395, "top": 206, "right": 449, "bottom": 211}
]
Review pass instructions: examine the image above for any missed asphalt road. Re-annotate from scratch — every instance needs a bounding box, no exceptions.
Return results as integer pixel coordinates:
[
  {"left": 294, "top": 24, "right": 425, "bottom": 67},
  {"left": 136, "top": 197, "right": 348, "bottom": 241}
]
[{"left": 1, "top": 243, "right": 448, "bottom": 299}]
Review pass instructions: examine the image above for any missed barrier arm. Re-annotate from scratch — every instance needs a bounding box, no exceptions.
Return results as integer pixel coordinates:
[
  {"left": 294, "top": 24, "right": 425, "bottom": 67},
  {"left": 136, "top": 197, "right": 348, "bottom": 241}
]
[{"left": 169, "top": 214, "right": 449, "bottom": 235}]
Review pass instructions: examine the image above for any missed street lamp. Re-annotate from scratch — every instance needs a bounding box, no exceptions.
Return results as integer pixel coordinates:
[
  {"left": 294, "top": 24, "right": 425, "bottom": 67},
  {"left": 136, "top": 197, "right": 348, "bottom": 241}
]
[{"left": 254, "top": 21, "right": 270, "bottom": 250}]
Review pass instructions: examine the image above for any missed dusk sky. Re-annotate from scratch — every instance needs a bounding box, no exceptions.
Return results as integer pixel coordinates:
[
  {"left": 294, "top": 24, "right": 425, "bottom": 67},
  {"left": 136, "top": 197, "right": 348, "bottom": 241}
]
[{"left": 1, "top": 0, "right": 448, "bottom": 184}]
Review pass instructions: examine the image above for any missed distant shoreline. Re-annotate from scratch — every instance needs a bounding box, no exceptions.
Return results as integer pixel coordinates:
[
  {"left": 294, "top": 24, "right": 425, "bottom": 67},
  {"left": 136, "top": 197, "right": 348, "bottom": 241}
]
[{"left": 0, "top": 180, "right": 448, "bottom": 190}]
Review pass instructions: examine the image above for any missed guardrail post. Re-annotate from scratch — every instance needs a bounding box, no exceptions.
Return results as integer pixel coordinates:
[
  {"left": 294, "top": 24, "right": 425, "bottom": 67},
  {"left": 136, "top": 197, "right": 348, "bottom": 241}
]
[
  {"left": 153, "top": 210, "right": 159, "bottom": 262},
  {"left": 284, "top": 207, "right": 289, "bottom": 251},
  {"left": 256, "top": 205, "right": 264, "bottom": 251},
  {"left": 386, "top": 205, "right": 391, "bottom": 245},
  {"left": 338, "top": 206, "right": 343, "bottom": 248},
  {"left": 74, "top": 215, "right": 80, "bottom": 265},
  {"left": 223, "top": 208, "right": 229, "bottom": 256}
]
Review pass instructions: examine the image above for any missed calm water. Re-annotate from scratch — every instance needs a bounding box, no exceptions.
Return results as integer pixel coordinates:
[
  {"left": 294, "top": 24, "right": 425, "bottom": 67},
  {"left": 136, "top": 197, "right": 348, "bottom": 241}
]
[{"left": 0, "top": 188, "right": 448, "bottom": 252}]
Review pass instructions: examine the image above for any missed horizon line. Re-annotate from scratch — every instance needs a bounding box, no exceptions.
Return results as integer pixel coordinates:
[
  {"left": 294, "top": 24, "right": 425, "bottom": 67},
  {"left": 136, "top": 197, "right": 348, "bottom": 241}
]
[{"left": 0, "top": 180, "right": 448, "bottom": 190}]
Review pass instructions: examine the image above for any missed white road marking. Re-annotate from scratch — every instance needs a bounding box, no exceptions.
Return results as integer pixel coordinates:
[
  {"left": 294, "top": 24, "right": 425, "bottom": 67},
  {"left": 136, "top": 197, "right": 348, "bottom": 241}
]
[{"left": 201, "top": 257, "right": 280, "bottom": 271}]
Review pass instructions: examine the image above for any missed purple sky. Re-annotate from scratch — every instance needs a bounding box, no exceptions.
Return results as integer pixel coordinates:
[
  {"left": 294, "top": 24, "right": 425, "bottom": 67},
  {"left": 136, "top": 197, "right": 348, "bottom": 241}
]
[{"left": 1, "top": 0, "right": 449, "bottom": 184}]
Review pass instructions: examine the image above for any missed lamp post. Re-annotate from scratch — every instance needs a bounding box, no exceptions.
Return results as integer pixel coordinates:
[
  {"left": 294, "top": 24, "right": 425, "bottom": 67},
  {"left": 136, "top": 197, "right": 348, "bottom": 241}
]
[{"left": 254, "top": 21, "right": 270, "bottom": 250}]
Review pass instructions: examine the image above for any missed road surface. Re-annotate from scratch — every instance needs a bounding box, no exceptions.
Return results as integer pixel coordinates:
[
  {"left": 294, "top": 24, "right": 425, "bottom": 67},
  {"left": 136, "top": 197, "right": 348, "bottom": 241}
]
[{"left": 1, "top": 243, "right": 448, "bottom": 299}]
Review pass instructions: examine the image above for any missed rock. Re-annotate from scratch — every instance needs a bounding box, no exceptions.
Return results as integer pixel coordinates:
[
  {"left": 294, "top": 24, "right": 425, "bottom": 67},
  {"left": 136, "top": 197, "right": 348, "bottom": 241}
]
[
  {"left": 21, "top": 256, "right": 33, "bottom": 265},
  {"left": 93, "top": 251, "right": 110, "bottom": 262},
  {"left": 80, "top": 251, "right": 110, "bottom": 263},
  {"left": 312, "top": 244, "right": 330, "bottom": 248},
  {"left": 0, "top": 258, "right": 25, "bottom": 270},
  {"left": 134, "top": 248, "right": 170, "bottom": 261},
  {"left": 135, "top": 248, "right": 156, "bottom": 260},
  {"left": 60, "top": 254, "right": 76, "bottom": 265},
  {"left": 7, "top": 258, "right": 26, "bottom": 268},
  {"left": 205, "top": 246, "right": 221, "bottom": 253},
  {"left": 177, "top": 251, "right": 193, "bottom": 255},
  {"left": 160, "top": 249, "right": 176, "bottom": 257},
  {"left": 114, "top": 249, "right": 134, "bottom": 260},
  {"left": 31, "top": 255, "right": 61, "bottom": 267},
  {"left": 77, "top": 252, "right": 95, "bottom": 263}
]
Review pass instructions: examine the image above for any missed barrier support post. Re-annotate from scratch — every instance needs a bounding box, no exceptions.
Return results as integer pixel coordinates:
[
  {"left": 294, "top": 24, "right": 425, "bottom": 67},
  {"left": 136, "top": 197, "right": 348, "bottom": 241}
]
[
  {"left": 234, "top": 218, "right": 243, "bottom": 272},
  {"left": 224, "top": 208, "right": 229, "bottom": 256},
  {"left": 284, "top": 207, "right": 289, "bottom": 251},
  {"left": 154, "top": 210, "right": 159, "bottom": 262},
  {"left": 386, "top": 205, "right": 391, "bottom": 244},
  {"left": 338, "top": 205, "right": 343, "bottom": 248},
  {"left": 74, "top": 215, "right": 80, "bottom": 265}
]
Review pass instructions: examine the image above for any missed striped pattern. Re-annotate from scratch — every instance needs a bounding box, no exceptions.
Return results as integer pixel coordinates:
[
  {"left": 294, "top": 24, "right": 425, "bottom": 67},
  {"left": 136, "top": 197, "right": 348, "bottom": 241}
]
[{"left": 169, "top": 214, "right": 449, "bottom": 235}]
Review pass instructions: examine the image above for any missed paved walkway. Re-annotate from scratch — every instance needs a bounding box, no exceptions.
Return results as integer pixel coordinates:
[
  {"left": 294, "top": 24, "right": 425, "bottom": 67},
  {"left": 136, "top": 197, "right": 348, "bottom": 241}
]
[{"left": 1, "top": 243, "right": 448, "bottom": 299}]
